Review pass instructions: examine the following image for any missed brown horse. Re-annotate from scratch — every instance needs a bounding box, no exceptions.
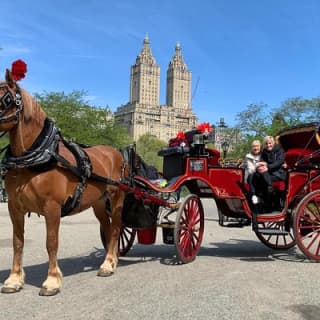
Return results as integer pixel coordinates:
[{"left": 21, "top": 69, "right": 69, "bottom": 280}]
[{"left": 0, "top": 69, "right": 127, "bottom": 296}]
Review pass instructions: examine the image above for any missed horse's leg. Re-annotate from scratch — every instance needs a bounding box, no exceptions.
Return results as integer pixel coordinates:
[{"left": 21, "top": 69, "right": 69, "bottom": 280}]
[
  {"left": 1, "top": 203, "right": 26, "bottom": 294},
  {"left": 94, "top": 190, "right": 123, "bottom": 277},
  {"left": 39, "top": 204, "right": 63, "bottom": 296}
]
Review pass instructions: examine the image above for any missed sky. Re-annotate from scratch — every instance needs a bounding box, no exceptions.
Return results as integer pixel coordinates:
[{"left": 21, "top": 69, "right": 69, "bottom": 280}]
[{"left": 1, "top": 0, "right": 320, "bottom": 127}]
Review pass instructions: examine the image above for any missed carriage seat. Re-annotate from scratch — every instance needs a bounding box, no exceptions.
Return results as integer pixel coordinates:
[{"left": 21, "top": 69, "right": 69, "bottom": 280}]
[
  {"left": 158, "top": 146, "right": 190, "bottom": 179},
  {"left": 243, "top": 179, "right": 286, "bottom": 193},
  {"left": 284, "top": 148, "right": 314, "bottom": 168},
  {"left": 271, "top": 180, "right": 286, "bottom": 191}
]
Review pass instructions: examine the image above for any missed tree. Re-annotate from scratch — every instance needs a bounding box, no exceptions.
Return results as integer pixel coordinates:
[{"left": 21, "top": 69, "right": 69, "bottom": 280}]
[
  {"left": 34, "top": 90, "right": 132, "bottom": 149},
  {"left": 235, "top": 103, "right": 270, "bottom": 138},
  {"left": 274, "top": 97, "right": 313, "bottom": 126},
  {"left": 234, "top": 103, "right": 271, "bottom": 157},
  {"left": 136, "top": 133, "right": 167, "bottom": 171}
]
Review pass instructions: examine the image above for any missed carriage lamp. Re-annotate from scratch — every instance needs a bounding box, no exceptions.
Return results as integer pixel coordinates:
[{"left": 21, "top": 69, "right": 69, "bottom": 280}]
[
  {"left": 193, "top": 134, "right": 204, "bottom": 145},
  {"left": 221, "top": 141, "right": 229, "bottom": 159}
]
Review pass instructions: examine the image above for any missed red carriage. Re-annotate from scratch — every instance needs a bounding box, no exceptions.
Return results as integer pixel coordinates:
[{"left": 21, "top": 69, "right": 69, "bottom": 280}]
[{"left": 105, "top": 122, "right": 320, "bottom": 263}]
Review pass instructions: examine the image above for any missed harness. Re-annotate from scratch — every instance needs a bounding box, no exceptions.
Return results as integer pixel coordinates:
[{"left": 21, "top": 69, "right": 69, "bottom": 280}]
[
  {"left": 1, "top": 116, "right": 93, "bottom": 216},
  {"left": 0, "top": 82, "right": 96, "bottom": 216}
]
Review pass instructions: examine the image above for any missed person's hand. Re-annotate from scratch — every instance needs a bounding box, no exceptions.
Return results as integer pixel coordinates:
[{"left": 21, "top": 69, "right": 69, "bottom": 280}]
[{"left": 256, "top": 162, "right": 268, "bottom": 173}]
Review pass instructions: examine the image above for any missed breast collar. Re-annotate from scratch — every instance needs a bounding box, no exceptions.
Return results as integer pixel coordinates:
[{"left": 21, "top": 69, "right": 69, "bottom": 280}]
[{"left": 1, "top": 118, "right": 61, "bottom": 170}]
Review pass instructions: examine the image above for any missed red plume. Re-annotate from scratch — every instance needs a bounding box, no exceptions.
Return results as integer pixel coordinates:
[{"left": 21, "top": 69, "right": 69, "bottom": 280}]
[
  {"left": 197, "top": 122, "right": 212, "bottom": 134},
  {"left": 11, "top": 59, "right": 27, "bottom": 81},
  {"left": 176, "top": 131, "right": 186, "bottom": 139}
]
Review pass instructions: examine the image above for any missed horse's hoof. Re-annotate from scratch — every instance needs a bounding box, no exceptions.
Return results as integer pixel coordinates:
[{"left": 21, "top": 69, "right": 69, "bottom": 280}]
[
  {"left": 97, "top": 269, "right": 114, "bottom": 277},
  {"left": 1, "top": 286, "right": 22, "bottom": 294},
  {"left": 39, "top": 287, "right": 60, "bottom": 296}
]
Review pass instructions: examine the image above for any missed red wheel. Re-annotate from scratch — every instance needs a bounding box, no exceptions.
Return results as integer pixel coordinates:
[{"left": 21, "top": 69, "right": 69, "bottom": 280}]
[
  {"left": 294, "top": 190, "right": 320, "bottom": 261},
  {"left": 174, "top": 194, "right": 204, "bottom": 263},
  {"left": 100, "top": 225, "right": 136, "bottom": 257},
  {"left": 255, "top": 220, "right": 295, "bottom": 250}
]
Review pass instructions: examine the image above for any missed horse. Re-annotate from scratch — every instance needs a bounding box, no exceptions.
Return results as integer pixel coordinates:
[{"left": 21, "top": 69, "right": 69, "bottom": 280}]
[{"left": 0, "top": 68, "right": 127, "bottom": 296}]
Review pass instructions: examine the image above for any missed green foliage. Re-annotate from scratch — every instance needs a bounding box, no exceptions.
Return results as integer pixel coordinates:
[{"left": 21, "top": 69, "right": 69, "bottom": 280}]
[
  {"left": 273, "top": 97, "right": 319, "bottom": 126},
  {"left": 136, "top": 133, "right": 167, "bottom": 171},
  {"left": 234, "top": 96, "right": 320, "bottom": 158},
  {"left": 235, "top": 103, "right": 270, "bottom": 138},
  {"left": 34, "top": 90, "right": 132, "bottom": 149}
]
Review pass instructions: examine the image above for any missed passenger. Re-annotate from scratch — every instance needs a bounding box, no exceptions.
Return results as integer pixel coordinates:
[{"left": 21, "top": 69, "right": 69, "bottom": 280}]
[
  {"left": 254, "top": 135, "right": 286, "bottom": 200},
  {"left": 244, "top": 140, "right": 261, "bottom": 204}
]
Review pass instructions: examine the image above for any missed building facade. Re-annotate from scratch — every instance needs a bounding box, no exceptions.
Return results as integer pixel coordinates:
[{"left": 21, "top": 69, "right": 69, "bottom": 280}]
[{"left": 114, "top": 36, "right": 198, "bottom": 142}]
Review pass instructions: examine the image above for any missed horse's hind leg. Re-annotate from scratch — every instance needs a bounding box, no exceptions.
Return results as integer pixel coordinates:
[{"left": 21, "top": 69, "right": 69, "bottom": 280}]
[
  {"left": 39, "top": 205, "right": 63, "bottom": 296},
  {"left": 1, "top": 203, "right": 26, "bottom": 294}
]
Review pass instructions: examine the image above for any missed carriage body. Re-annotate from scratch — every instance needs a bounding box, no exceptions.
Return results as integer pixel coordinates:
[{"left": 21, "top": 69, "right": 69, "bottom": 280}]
[{"left": 117, "top": 123, "right": 320, "bottom": 262}]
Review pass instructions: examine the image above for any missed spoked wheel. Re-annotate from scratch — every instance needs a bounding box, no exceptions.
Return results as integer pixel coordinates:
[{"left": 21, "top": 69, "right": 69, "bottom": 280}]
[
  {"left": 255, "top": 220, "right": 296, "bottom": 250},
  {"left": 293, "top": 190, "right": 320, "bottom": 261},
  {"left": 100, "top": 225, "right": 136, "bottom": 257},
  {"left": 174, "top": 194, "right": 204, "bottom": 263}
]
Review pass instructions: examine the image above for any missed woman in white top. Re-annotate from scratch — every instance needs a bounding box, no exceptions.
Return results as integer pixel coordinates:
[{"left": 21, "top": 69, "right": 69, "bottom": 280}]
[{"left": 244, "top": 140, "right": 261, "bottom": 204}]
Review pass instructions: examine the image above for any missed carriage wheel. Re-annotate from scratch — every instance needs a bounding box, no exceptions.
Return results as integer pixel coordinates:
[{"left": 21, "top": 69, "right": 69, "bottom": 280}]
[
  {"left": 100, "top": 225, "right": 136, "bottom": 257},
  {"left": 293, "top": 190, "right": 320, "bottom": 261},
  {"left": 255, "top": 220, "right": 296, "bottom": 250},
  {"left": 174, "top": 194, "right": 204, "bottom": 263}
]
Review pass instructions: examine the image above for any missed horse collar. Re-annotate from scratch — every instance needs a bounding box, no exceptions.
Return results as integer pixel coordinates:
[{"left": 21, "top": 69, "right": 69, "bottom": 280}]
[{"left": 1, "top": 118, "right": 61, "bottom": 171}]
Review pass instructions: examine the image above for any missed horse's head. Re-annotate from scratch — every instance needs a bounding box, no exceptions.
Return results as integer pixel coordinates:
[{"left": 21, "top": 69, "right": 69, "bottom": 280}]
[{"left": 0, "top": 70, "right": 24, "bottom": 132}]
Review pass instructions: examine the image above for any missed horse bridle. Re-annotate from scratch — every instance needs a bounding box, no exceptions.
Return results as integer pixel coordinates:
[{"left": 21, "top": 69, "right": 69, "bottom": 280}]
[{"left": 0, "top": 83, "right": 23, "bottom": 124}]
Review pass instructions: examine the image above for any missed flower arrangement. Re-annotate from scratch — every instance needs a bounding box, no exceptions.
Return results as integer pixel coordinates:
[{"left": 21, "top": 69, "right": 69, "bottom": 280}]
[
  {"left": 169, "top": 122, "right": 213, "bottom": 147},
  {"left": 197, "top": 122, "right": 212, "bottom": 134},
  {"left": 11, "top": 59, "right": 27, "bottom": 81},
  {"left": 169, "top": 130, "right": 188, "bottom": 147}
]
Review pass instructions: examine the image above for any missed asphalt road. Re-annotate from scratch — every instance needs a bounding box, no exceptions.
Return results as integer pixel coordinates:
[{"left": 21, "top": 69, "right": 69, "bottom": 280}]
[{"left": 0, "top": 200, "right": 319, "bottom": 320}]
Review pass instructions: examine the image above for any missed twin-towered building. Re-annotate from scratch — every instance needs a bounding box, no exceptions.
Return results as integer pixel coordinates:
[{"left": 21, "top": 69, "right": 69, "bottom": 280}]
[{"left": 114, "top": 36, "right": 198, "bottom": 142}]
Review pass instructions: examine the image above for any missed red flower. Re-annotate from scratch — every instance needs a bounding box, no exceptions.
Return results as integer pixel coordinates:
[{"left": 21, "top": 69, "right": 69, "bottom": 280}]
[
  {"left": 11, "top": 59, "right": 27, "bottom": 81},
  {"left": 197, "top": 122, "right": 212, "bottom": 134},
  {"left": 176, "top": 130, "right": 186, "bottom": 139}
]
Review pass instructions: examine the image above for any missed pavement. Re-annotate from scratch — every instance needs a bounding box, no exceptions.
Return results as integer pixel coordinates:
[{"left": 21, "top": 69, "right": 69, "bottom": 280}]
[{"left": 0, "top": 200, "right": 319, "bottom": 320}]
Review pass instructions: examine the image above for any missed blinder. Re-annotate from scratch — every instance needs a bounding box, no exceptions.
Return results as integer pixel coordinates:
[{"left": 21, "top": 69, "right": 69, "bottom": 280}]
[
  {"left": 0, "top": 91, "right": 14, "bottom": 110},
  {"left": 0, "top": 84, "right": 23, "bottom": 123}
]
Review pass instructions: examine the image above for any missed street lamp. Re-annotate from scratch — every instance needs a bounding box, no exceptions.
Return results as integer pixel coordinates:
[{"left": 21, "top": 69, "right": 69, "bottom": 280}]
[{"left": 221, "top": 141, "right": 229, "bottom": 159}]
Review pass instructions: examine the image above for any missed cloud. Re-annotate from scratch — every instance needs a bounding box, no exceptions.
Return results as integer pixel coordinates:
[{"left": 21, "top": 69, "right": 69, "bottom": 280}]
[{"left": 1, "top": 45, "right": 32, "bottom": 56}]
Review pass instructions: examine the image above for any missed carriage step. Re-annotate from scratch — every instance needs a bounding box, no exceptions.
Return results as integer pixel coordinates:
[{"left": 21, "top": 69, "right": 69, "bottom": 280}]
[{"left": 256, "top": 228, "right": 289, "bottom": 236}]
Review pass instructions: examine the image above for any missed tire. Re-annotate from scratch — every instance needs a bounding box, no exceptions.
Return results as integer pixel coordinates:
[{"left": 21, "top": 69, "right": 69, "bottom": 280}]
[
  {"left": 100, "top": 225, "right": 136, "bottom": 257},
  {"left": 293, "top": 190, "right": 320, "bottom": 261},
  {"left": 174, "top": 194, "right": 204, "bottom": 263},
  {"left": 255, "top": 220, "right": 296, "bottom": 250}
]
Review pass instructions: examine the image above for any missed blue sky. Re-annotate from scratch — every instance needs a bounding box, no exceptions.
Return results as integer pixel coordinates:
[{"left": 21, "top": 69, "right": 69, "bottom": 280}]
[{"left": 1, "top": 0, "right": 320, "bottom": 126}]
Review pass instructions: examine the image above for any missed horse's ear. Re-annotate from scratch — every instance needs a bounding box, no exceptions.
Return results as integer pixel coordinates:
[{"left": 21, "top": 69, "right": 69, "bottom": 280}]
[{"left": 5, "top": 69, "right": 15, "bottom": 88}]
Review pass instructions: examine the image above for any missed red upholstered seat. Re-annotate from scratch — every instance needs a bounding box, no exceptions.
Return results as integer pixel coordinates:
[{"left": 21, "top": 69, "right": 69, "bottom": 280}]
[
  {"left": 244, "top": 180, "right": 286, "bottom": 192},
  {"left": 272, "top": 180, "right": 286, "bottom": 191},
  {"left": 285, "top": 148, "right": 312, "bottom": 168}
]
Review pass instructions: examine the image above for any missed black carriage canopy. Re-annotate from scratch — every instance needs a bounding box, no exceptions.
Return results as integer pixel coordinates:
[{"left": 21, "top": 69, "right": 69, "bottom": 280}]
[{"left": 275, "top": 122, "right": 320, "bottom": 167}]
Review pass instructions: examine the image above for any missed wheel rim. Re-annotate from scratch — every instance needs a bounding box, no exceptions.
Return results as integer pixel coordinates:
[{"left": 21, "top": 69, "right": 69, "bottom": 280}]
[
  {"left": 119, "top": 226, "right": 136, "bottom": 256},
  {"left": 100, "top": 226, "right": 136, "bottom": 257},
  {"left": 294, "top": 190, "right": 320, "bottom": 261},
  {"left": 174, "top": 194, "right": 204, "bottom": 263},
  {"left": 255, "top": 220, "right": 296, "bottom": 250}
]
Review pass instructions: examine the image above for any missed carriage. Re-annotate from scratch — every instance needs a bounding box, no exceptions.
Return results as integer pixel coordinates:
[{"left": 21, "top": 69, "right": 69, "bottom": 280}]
[
  {"left": 106, "top": 122, "right": 320, "bottom": 263},
  {"left": 1, "top": 61, "right": 320, "bottom": 296}
]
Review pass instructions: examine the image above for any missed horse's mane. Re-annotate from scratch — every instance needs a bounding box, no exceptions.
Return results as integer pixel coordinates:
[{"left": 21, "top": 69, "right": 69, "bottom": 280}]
[{"left": 20, "top": 87, "right": 47, "bottom": 126}]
